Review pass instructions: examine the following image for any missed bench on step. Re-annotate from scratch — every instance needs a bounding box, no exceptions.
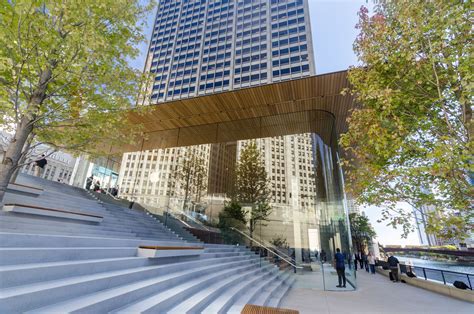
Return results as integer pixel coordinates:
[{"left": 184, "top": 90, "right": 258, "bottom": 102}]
[
  {"left": 137, "top": 245, "right": 205, "bottom": 258},
  {"left": 7, "top": 183, "right": 44, "bottom": 196},
  {"left": 241, "top": 304, "right": 299, "bottom": 314},
  {"left": 2, "top": 204, "right": 103, "bottom": 223}
]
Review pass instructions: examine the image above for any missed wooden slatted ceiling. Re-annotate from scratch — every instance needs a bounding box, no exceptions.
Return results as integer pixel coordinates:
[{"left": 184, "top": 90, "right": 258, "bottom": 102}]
[{"left": 117, "top": 70, "right": 354, "bottom": 152}]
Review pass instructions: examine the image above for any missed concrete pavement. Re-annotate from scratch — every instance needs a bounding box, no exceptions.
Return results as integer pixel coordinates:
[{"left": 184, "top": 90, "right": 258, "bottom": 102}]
[{"left": 280, "top": 267, "right": 473, "bottom": 314}]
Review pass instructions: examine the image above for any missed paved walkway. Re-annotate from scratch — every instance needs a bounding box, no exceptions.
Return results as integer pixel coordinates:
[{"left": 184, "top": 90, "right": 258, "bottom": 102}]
[{"left": 280, "top": 268, "right": 473, "bottom": 313}]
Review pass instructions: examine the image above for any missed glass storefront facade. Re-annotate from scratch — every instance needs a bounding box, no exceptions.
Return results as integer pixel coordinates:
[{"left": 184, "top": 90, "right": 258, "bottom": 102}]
[{"left": 119, "top": 110, "right": 355, "bottom": 291}]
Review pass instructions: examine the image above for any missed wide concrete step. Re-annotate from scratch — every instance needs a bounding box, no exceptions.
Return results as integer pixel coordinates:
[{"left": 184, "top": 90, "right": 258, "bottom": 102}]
[
  {"left": 8, "top": 257, "right": 255, "bottom": 313},
  {"left": 0, "top": 214, "right": 171, "bottom": 237},
  {"left": 0, "top": 257, "right": 150, "bottom": 289},
  {"left": 0, "top": 221, "right": 139, "bottom": 238},
  {"left": 201, "top": 271, "right": 274, "bottom": 314},
  {"left": 266, "top": 275, "right": 295, "bottom": 308},
  {"left": 0, "top": 232, "right": 185, "bottom": 248},
  {"left": 3, "top": 194, "right": 106, "bottom": 215},
  {"left": 167, "top": 264, "right": 275, "bottom": 314},
  {"left": 0, "top": 214, "right": 134, "bottom": 233},
  {"left": 0, "top": 247, "right": 137, "bottom": 266},
  {"left": 250, "top": 272, "right": 291, "bottom": 306},
  {"left": 226, "top": 272, "right": 291, "bottom": 313},
  {"left": 0, "top": 227, "right": 141, "bottom": 240},
  {"left": 114, "top": 262, "right": 266, "bottom": 314}
]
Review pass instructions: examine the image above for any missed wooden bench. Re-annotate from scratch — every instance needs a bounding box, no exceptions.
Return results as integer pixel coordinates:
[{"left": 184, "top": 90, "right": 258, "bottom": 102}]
[
  {"left": 241, "top": 304, "right": 299, "bottom": 314},
  {"left": 137, "top": 245, "right": 205, "bottom": 258},
  {"left": 2, "top": 204, "right": 103, "bottom": 223},
  {"left": 7, "top": 183, "right": 44, "bottom": 196}
]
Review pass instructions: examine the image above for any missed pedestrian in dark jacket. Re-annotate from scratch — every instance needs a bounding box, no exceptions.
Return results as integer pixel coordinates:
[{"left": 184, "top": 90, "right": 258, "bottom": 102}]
[
  {"left": 388, "top": 254, "right": 400, "bottom": 282},
  {"left": 34, "top": 154, "right": 47, "bottom": 177},
  {"left": 334, "top": 248, "right": 346, "bottom": 288},
  {"left": 86, "top": 175, "right": 94, "bottom": 190}
]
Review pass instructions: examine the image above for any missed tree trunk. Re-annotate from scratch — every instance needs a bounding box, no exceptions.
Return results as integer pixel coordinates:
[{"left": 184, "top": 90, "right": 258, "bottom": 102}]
[
  {"left": 10, "top": 134, "right": 34, "bottom": 184},
  {"left": 183, "top": 168, "right": 191, "bottom": 211},
  {"left": 0, "top": 117, "right": 34, "bottom": 202},
  {"left": 0, "top": 67, "right": 52, "bottom": 203}
]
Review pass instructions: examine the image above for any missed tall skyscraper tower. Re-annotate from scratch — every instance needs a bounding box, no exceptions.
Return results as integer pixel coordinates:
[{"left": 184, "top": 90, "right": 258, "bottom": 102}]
[{"left": 118, "top": 0, "right": 316, "bottom": 211}]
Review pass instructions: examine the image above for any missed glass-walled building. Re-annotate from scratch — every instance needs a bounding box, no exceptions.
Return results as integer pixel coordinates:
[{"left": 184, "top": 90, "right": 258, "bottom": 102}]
[{"left": 118, "top": 0, "right": 355, "bottom": 290}]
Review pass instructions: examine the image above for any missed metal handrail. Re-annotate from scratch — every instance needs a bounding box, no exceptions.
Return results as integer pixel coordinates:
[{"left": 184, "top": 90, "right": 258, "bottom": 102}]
[
  {"left": 230, "top": 227, "right": 303, "bottom": 269},
  {"left": 399, "top": 263, "right": 473, "bottom": 289},
  {"left": 166, "top": 209, "right": 212, "bottom": 232},
  {"left": 400, "top": 263, "right": 474, "bottom": 277},
  {"left": 244, "top": 232, "right": 294, "bottom": 262}
]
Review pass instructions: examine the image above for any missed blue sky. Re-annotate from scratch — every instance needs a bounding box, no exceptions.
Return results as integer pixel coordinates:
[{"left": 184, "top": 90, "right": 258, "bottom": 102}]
[{"left": 129, "top": 0, "right": 419, "bottom": 246}]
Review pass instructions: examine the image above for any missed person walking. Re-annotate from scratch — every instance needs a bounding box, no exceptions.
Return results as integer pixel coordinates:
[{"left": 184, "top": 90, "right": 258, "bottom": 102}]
[
  {"left": 368, "top": 252, "right": 376, "bottom": 274},
  {"left": 334, "top": 248, "right": 346, "bottom": 288},
  {"left": 354, "top": 252, "right": 359, "bottom": 270},
  {"left": 34, "top": 154, "right": 47, "bottom": 177},
  {"left": 359, "top": 252, "right": 364, "bottom": 269},
  {"left": 388, "top": 254, "right": 400, "bottom": 282},
  {"left": 320, "top": 249, "right": 327, "bottom": 263},
  {"left": 362, "top": 253, "right": 369, "bottom": 272}
]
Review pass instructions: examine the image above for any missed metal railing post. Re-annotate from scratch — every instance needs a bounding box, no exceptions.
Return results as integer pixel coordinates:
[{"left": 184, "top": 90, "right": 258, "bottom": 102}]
[
  {"left": 423, "top": 268, "right": 427, "bottom": 280},
  {"left": 467, "top": 275, "right": 472, "bottom": 290},
  {"left": 441, "top": 270, "right": 446, "bottom": 285}
]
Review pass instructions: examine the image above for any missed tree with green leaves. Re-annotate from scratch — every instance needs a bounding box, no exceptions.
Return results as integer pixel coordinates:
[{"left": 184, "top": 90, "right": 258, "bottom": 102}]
[
  {"left": 0, "top": 0, "right": 154, "bottom": 202},
  {"left": 218, "top": 202, "right": 247, "bottom": 244},
  {"left": 349, "top": 212, "right": 377, "bottom": 253},
  {"left": 175, "top": 148, "right": 208, "bottom": 211},
  {"left": 234, "top": 141, "right": 272, "bottom": 237},
  {"left": 341, "top": 1, "right": 473, "bottom": 241}
]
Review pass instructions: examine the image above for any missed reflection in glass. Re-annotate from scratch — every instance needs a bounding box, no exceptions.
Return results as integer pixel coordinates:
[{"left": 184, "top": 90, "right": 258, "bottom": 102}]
[{"left": 117, "top": 112, "right": 355, "bottom": 291}]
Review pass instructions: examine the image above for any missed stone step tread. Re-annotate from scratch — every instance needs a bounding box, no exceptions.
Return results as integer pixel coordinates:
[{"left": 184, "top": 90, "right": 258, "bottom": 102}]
[
  {"left": 0, "top": 232, "right": 181, "bottom": 245},
  {"left": 266, "top": 279, "right": 294, "bottom": 308},
  {"left": 115, "top": 264, "right": 260, "bottom": 314},
  {"left": 251, "top": 275, "right": 287, "bottom": 306},
  {"left": 200, "top": 271, "right": 274, "bottom": 314},
  {"left": 0, "top": 256, "right": 144, "bottom": 272},
  {"left": 227, "top": 272, "right": 289, "bottom": 312},
  {"left": 25, "top": 260, "right": 256, "bottom": 313},
  {"left": 167, "top": 267, "right": 274, "bottom": 314},
  {"left": 0, "top": 255, "right": 253, "bottom": 298},
  {"left": 0, "top": 228, "right": 180, "bottom": 242},
  {"left": 0, "top": 228, "right": 141, "bottom": 239},
  {"left": 0, "top": 224, "right": 138, "bottom": 236}
]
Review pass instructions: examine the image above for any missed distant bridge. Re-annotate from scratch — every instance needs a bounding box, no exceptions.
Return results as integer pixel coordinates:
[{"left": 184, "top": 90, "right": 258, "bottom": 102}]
[{"left": 383, "top": 247, "right": 474, "bottom": 257}]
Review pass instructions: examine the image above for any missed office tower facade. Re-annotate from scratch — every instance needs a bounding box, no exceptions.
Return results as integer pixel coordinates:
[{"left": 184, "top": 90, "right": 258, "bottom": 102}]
[{"left": 119, "top": 0, "right": 316, "bottom": 212}]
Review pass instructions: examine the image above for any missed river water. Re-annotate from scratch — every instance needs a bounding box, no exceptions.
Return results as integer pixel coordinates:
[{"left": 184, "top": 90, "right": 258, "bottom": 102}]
[{"left": 395, "top": 256, "right": 474, "bottom": 275}]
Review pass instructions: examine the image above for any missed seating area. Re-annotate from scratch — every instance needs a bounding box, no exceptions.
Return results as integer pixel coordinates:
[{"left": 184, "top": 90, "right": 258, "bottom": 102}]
[
  {"left": 6, "top": 182, "right": 43, "bottom": 195},
  {"left": 2, "top": 203, "right": 104, "bottom": 223},
  {"left": 137, "top": 245, "right": 205, "bottom": 258},
  {"left": 0, "top": 174, "right": 294, "bottom": 313}
]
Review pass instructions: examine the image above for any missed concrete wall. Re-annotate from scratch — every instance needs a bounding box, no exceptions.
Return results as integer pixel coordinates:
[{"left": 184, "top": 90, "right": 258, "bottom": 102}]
[{"left": 376, "top": 268, "right": 474, "bottom": 303}]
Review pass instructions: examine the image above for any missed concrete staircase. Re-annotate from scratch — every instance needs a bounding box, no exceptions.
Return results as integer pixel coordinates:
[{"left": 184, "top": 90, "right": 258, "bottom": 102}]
[{"left": 0, "top": 175, "right": 294, "bottom": 313}]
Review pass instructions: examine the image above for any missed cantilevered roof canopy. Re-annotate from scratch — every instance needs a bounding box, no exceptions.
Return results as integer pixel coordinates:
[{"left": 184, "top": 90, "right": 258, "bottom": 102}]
[{"left": 119, "top": 70, "right": 356, "bottom": 152}]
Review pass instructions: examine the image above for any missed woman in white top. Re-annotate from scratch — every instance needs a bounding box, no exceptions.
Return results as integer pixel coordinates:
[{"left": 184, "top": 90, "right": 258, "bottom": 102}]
[{"left": 368, "top": 252, "right": 376, "bottom": 274}]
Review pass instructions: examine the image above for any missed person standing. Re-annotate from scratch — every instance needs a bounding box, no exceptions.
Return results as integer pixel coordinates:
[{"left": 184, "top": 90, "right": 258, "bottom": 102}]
[
  {"left": 354, "top": 252, "right": 359, "bottom": 270},
  {"left": 368, "top": 252, "right": 376, "bottom": 274},
  {"left": 86, "top": 175, "right": 94, "bottom": 190},
  {"left": 388, "top": 254, "right": 400, "bottom": 282},
  {"left": 334, "top": 248, "right": 346, "bottom": 288},
  {"left": 34, "top": 154, "right": 47, "bottom": 177}
]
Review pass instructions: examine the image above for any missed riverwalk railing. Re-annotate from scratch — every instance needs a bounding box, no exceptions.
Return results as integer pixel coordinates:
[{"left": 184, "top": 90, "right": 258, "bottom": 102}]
[
  {"left": 399, "top": 264, "right": 473, "bottom": 289},
  {"left": 376, "top": 260, "right": 473, "bottom": 289}
]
